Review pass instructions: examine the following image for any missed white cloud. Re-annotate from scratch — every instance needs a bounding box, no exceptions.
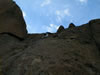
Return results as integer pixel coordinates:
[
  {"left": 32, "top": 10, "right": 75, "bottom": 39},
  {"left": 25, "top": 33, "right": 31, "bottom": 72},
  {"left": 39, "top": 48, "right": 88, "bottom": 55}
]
[
  {"left": 56, "top": 16, "right": 62, "bottom": 23},
  {"left": 55, "top": 8, "right": 71, "bottom": 23},
  {"left": 56, "top": 10, "right": 61, "bottom": 16},
  {"left": 55, "top": 10, "right": 62, "bottom": 23},
  {"left": 56, "top": 9, "right": 70, "bottom": 17},
  {"left": 64, "top": 9, "right": 70, "bottom": 16},
  {"left": 79, "top": 0, "right": 88, "bottom": 3},
  {"left": 22, "top": 11, "right": 26, "bottom": 17},
  {"left": 44, "top": 24, "right": 59, "bottom": 32},
  {"left": 27, "top": 24, "right": 31, "bottom": 30},
  {"left": 26, "top": 24, "right": 32, "bottom": 33},
  {"left": 41, "top": 0, "right": 51, "bottom": 7}
]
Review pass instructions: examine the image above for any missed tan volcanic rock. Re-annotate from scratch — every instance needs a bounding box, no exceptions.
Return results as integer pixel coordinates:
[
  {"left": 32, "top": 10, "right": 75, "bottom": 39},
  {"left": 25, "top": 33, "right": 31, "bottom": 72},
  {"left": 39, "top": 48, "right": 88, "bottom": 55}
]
[{"left": 0, "top": 0, "right": 27, "bottom": 38}]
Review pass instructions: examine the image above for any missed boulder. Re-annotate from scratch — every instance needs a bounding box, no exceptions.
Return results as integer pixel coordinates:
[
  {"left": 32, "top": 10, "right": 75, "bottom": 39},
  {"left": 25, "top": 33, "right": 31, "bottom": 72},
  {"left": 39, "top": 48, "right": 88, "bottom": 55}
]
[{"left": 0, "top": 0, "right": 27, "bottom": 38}]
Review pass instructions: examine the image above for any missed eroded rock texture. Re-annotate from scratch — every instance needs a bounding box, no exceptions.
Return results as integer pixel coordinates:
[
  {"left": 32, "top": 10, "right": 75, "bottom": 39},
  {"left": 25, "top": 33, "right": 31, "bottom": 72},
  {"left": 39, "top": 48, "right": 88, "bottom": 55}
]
[
  {"left": 0, "top": 0, "right": 27, "bottom": 38},
  {"left": 0, "top": 19, "right": 100, "bottom": 75},
  {"left": 0, "top": 0, "right": 100, "bottom": 75},
  {"left": 89, "top": 19, "right": 100, "bottom": 49}
]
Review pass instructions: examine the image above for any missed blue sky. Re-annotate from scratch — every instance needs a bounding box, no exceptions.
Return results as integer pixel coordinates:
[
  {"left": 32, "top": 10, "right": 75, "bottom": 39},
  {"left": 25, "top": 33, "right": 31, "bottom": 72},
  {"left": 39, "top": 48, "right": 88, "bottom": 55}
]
[{"left": 13, "top": 0, "right": 100, "bottom": 33}]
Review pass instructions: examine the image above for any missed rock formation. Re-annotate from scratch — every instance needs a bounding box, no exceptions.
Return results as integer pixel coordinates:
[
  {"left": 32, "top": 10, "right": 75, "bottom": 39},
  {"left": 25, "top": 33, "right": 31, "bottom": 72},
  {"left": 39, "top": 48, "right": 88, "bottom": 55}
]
[
  {"left": 0, "top": 18, "right": 100, "bottom": 75},
  {"left": 0, "top": 0, "right": 100, "bottom": 75},
  {"left": 89, "top": 19, "right": 100, "bottom": 49},
  {"left": 68, "top": 23, "right": 75, "bottom": 28},
  {"left": 0, "top": 0, "right": 27, "bottom": 38},
  {"left": 57, "top": 25, "right": 65, "bottom": 33}
]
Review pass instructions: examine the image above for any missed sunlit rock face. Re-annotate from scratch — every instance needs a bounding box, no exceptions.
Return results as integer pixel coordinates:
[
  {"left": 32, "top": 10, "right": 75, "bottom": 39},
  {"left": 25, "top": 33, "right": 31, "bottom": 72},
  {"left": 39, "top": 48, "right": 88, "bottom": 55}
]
[{"left": 0, "top": 0, "right": 27, "bottom": 38}]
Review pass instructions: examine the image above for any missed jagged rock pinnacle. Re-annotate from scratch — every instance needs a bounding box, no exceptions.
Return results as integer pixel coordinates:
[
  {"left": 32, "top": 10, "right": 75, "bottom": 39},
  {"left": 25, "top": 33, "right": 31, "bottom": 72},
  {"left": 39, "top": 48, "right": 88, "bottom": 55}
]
[
  {"left": 57, "top": 25, "right": 65, "bottom": 33},
  {"left": 68, "top": 23, "right": 75, "bottom": 28}
]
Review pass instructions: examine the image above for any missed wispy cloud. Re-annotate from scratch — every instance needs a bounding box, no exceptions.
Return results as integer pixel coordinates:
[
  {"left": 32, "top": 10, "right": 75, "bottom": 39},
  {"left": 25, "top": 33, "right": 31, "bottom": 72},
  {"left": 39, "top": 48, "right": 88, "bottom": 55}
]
[
  {"left": 64, "top": 9, "right": 70, "bottom": 16},
  {"left": 22, "top": 11, "right": 26, "bottom": 17},
  {"left": 44, "top": 24, "right": 59, "bottom": 32},
  {"left": 56, "top": 16, "right": 62, "bottom": 23},
  {"left": 41, "top": 0, "right": 51, "bottom": 7},
  {"left": 79, "top": 0, "right": 88, "bottom": 3},
  {"left": 26, "top": 24, "right": 32, "bottom": 33},
  {"left": 55, "top": 8, "right": 71, "bottom": 23}
]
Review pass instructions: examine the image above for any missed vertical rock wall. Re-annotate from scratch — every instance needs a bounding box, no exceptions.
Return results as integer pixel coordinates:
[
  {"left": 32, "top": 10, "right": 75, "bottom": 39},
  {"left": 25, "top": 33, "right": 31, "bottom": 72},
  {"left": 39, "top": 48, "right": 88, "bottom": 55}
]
[{"left": 89, "top": 19, "right": 100, "bottom": 50}]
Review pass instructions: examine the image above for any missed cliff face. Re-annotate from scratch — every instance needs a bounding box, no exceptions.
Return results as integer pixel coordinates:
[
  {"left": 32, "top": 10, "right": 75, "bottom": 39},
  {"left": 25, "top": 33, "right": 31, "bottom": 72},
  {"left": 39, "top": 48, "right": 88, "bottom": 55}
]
[
  {"left": 0, "top": 0, "right": 27, "bottom": 38},
  {"left": 0, "top": 0, "right": 100, "bottom": 75},
  {"left": 0, "top": 20, "right": 100, "bottom": 75},
  {"left": 89, "top": 19, "right": 100, "bottom": 49}
]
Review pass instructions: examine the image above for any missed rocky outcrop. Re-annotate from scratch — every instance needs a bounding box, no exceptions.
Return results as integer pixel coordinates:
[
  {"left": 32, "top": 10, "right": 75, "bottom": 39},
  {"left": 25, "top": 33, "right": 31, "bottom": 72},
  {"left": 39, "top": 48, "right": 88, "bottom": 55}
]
[
  {"left": 0, "top": 0, "right": 27, "bottom": 38},
  {"left": 57, "top": 25, "right": 65, "bottom": 33},
  {"left": 89, "top": 19, "right": 100, "bottom": 49},
  {"left": 0, "top": 19, "right": 100, "bottom": 75},
  {"left": 68, "top": 23, "right": 75, "bottom": 28}
]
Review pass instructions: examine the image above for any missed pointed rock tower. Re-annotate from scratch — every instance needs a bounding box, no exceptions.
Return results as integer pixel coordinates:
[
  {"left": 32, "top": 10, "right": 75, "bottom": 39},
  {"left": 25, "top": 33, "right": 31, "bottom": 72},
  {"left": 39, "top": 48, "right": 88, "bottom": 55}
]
[
  {"left": 68, "top": 23, "right": 75, "bottom": 28},
  {"left": 0, "top": 0, "right": 27, "bottom": 38},
  {"left": 57, "top": 25, "right": 65, "bottom": 33}
]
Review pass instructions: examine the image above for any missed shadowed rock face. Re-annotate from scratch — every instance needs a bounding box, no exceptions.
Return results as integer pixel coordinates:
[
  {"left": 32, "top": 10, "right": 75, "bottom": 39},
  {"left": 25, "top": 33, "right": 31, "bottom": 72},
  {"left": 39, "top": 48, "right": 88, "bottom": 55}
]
[
  {"left": 57, "top": 25, "right": 65, "bottom": 33},
  {"left": 0, "top": 19, "right": 100, "bottom": 75},
  {"left": 0, "top": 0, "right": 27, "bottom": 38},
  {"left": 68, "top": 23, "right": 75, "bottom": 28},
  {"left": 0, "top": 0, "right": 100, "bottom": 75},
  {"left": 89, "top": 19, "right": 100, "bottom": 49}
]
